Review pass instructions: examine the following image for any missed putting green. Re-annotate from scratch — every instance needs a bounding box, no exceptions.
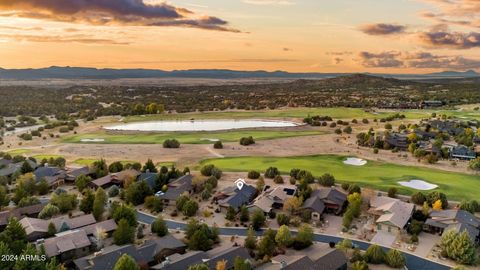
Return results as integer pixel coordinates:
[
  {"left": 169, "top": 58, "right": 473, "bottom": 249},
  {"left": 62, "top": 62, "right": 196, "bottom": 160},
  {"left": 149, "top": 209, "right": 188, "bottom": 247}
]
[
  {"left": 198, "top": 155, "right": 480, "bottom": 201},
  {"left": 62, "top": 130, "right": 327, "bottom": 145}
]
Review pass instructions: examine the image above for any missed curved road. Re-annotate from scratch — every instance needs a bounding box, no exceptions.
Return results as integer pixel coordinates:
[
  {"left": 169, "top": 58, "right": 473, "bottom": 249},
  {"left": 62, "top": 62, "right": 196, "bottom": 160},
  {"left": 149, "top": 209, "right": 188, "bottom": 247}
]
[{"left": 137, "top": 211, "right": 451, "bottom": 270}]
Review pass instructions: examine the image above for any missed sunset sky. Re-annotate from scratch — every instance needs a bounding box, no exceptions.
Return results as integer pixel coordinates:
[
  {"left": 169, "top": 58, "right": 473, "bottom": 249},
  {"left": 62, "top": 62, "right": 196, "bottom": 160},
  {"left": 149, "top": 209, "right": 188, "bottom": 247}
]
[{"left": 0, "top": 0, "right": 479, "bottom": 73}]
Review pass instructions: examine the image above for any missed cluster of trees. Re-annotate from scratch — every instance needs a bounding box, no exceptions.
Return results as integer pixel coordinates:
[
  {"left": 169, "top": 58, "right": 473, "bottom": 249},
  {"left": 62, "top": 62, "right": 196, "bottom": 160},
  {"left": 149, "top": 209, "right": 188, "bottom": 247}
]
[
  {"left": 185, "top": 219, "right": 219, "bottom": 251},
  {"left": 337, "top": 239, "right": 406, "bottom": 269},
  {"left": 111, "top": 203, "right": 137, "bottom": 245},
  {"left": 303, "top": 115, "right": 333, "bottom": 126},
  {"left": 200, "top": 164, "right": 223, "bottom": 179},
  {"left": 244, "top": 224, "right": 314, "bottom": 260},
  {"left": 469, "top": 158, "right": 480, "bottom": 171},
  {"left": 2, "top": 76, "right": 480, "bottom": 119},
  {"left": 440, "top": 230, "right": 477, "bottom": 265},
  {"left": 225, "top": 205, "right": 250, "bottom": 224}
]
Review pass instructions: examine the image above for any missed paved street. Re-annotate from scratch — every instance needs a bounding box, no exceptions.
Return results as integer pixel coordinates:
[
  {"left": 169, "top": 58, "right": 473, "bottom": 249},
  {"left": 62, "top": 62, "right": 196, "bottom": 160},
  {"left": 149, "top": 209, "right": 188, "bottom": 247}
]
[{"left": 136, "top": 211, "right": 450, "bottom": 270}]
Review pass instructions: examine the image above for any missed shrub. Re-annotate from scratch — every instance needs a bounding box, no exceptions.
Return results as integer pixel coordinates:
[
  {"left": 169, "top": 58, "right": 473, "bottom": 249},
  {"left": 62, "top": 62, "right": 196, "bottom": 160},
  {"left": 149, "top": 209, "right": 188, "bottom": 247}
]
[
  {"left": 411, "top": 192, "right": 426, "bottom": 205},
  {"left": 387, "top": 187, "right": 397, "bottom": 198},
  {"left": 247, "top": 170, "right": 260, "bottom": 179},
  {"left": 276, "top": 213, "right": 290, "bottom": 226},
  {"left": 264, "top": 167, "right": 279, "bottom": 179},
  {"left": 163, "top": 139, "right": 180, "bottom": 148},
  {"left": 213, "top": 141, "right": 223, "bottom": 149},
  {"left": 108, "top": 185, "right": 120, "bottom": 197},
  {"left": 144, "top": 196, "right": 163, "bottom": 213},
  {"left": 273, "top": 175, "right": 284, "bottom": 184},
  {"left": 341, "top": 183, "right": 350, "bottom": 191},
  {"left": 365, "top": 244, "right": 385, "bottom": 264},
  {"left": 239, "top": 136, "right": 255, "bottom": 146},
  {"left": 318, "top": 173, "right": 335, "bottom": 187}
]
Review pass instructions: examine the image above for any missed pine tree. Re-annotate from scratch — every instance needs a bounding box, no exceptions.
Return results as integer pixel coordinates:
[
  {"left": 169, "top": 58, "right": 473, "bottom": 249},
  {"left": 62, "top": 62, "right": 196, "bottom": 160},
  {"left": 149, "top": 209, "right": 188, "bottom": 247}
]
[
  {"left": 113, "top": 219, "right": 134, "bottom": 245},
  {"left": 244, "top": 228, "right": 257, "bottom": 250},
  {"left": 226, "top": 206, "right": 236, "bottom": 221},
  {"left": 0, "top": 217, "right": 27, "bottom": 254},
  {"left": 93, "top": 187, "right": 107, "bottom": 220},
  {"left": 275, "top": 225, "right": 292, "bottom": 248},
  {"left": 151, "top": 216, "right": 168, "bottom": 237},
  {"left": 113, "top": 254, "right": 139, "bottom": 270},
  {"left": 47, "top": 222, "right": 57, "bottom": 237},
  {"left": 385, "top": 249, "right": 405, "bottom": 268},
  {"left": 365, "top": 244, "right": 385, "bottom": 264}
]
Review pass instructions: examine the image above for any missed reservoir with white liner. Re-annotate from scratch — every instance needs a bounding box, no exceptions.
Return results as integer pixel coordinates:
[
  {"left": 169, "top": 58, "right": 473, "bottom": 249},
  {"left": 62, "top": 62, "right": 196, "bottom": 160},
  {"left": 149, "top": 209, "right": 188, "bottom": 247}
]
[{"left": 105, "top": 119, "right": 299, "bottom": 132}]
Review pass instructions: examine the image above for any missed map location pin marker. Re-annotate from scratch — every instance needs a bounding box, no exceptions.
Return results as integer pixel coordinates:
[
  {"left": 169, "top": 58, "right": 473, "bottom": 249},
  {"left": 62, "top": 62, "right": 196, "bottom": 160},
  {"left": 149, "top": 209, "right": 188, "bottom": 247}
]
[{"left": 236, "top": 179, "right": 244, "bottom": 190}]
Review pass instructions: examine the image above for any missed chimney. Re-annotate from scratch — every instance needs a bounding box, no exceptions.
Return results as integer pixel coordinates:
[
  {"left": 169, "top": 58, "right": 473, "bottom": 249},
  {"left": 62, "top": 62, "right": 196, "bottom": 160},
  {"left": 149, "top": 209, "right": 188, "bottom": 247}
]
[
  {"left": 280, "top": 261, "right": 287, "bottom": 269},
  {"left": 44, "top": 163, "right": 49, "bottom": 167},
  {"left": 146, "top": 169, "right": 150, "bottom": 173}
]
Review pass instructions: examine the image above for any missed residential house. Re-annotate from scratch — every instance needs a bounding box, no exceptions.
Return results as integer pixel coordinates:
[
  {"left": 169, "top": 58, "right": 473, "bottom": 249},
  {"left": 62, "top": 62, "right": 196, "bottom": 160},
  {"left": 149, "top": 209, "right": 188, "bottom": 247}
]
[
  {"left": 214, "top": 183, "right": 257, "bottom": 210},
  {"left": 73, "top": 244, "right": 147, "bottom": 270},
  {"left": 152, "top": 246, "right": 252, "bottom": 270},
  {"left": 34, "top": 166, "right": 66, "bottom": 188},
  {"left": 80, "top": 219, "right": 118, "bottom": 237},
  {"left": 421, "top": 100, "right": 444, "bottom": 108},
  {"left": 137, "top": 171, "right": 158, "bottom": 190},
  {"left": 450, "top": 145, "right": 477, "bottom": 160},
  {"left": 0, "top": 202, "right": 47, "bottom": 229},
  {"left": 65, "top": 167, "right": 92, "bottom": 182},
  {"left": 137, "top": 234, "right": 187, "bottom": 264},
  {"left": 385, "top": 133, "right": 408, "bottom": 150},
  {"left": 428, "top": 120, "right": 464, "bottom": 136},
  {"left": 248, "top": 185, "right": 297, "bottom": 215},
  {"left": 369, "top": 196, "right": 415, "bottom": 234},
  {"left": 39, "top": 229, "right": 92, "bottom": 262},
  {"left": 20, "top": 214, "right": 96, "bottom": 241},
  {"left": 205, "top": 246, "right": 252, "bottom": 270},
  {"left": 155, "top": 175, "right": 193, "bottom": 206},
  {"left": 301, "top": 187, "right": 347, "bottom": 221},
  {"left": 89, "top": 169, "right": 140, "bottom": 189},
  {"left": 424, "top": 210, "right": 480, "bottom": 244},
  {"left": 151, "top": 251, "right": 207, "bottom": 270},
  {"left": 74, "top": 234, "right": 186, "bottom": 270},
  {"left": 260, "top": 243, "right": 347, "bottom": 270},
  {"left": 0, "top": 159, "right": 37, "bottom": 178}
]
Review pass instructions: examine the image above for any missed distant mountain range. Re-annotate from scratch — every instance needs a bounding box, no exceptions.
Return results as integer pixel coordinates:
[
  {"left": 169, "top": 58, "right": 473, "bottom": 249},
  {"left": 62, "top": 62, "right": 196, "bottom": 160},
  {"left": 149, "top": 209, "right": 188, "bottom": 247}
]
[{"left": 0, "top": 66, "right": 478, "bottom": 80}]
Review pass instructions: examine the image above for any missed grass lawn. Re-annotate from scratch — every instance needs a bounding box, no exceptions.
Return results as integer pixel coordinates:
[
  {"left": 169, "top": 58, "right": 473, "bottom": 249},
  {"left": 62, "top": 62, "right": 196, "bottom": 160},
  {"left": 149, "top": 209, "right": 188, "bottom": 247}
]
[
  {"left": 198, "top": 155, "right": 480, "bottom": 201},
  {"left": 73, "top": 158, "right": 136, "bottom": 166},
  {"left": 32, "top": 154, "right": 64, "bottom": 160},
  {"left": 73, "top": 158, "right": 98, "bottom": 166},
  {"left": 6, "top": 149, "right": 31, "bottom": 155},
  {"left": 122, "top": 107, "right": 479, "bottom": 122},
  {"left": 62, "top": 130, "right": 327, "bottom": 145}
]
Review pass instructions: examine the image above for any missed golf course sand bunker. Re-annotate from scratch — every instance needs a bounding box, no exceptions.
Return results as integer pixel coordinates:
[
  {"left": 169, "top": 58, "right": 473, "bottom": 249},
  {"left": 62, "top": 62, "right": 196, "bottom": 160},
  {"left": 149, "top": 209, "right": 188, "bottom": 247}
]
[
  {"left": 398, "top": 180, "right": 438, "bottom": 190},
  {"left": 80, "top": 138, "right": 105, "bottom": 142},
  {"left": 343, "top": 157, "right": 367, "bottom": 166}
]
